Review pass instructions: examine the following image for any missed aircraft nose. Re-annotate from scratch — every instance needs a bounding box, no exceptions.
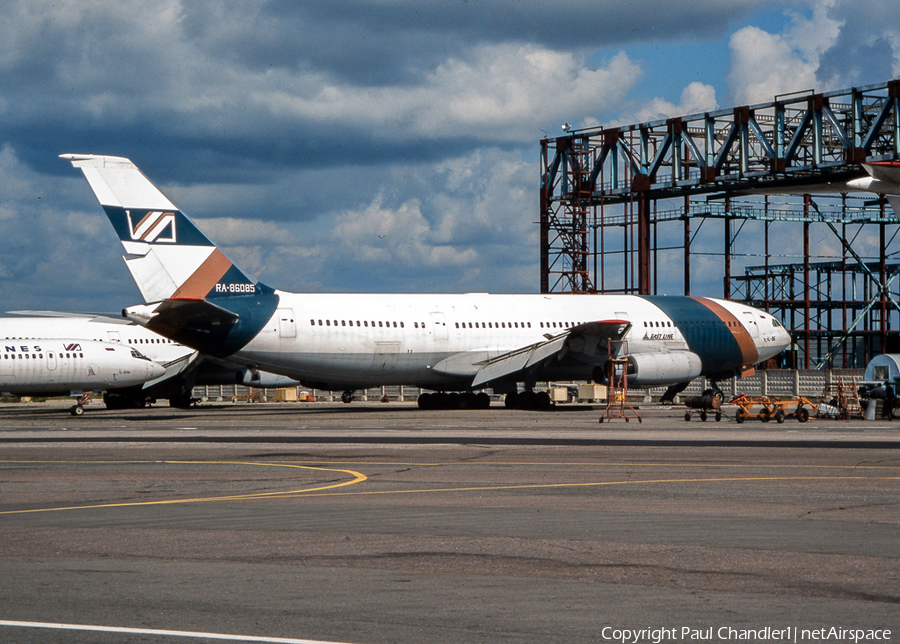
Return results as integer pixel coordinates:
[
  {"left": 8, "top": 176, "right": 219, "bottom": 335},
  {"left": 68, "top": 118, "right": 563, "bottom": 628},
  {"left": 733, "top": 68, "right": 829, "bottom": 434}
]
[{"left": 778, "top": 325, "right": 791, "bottom": 349}]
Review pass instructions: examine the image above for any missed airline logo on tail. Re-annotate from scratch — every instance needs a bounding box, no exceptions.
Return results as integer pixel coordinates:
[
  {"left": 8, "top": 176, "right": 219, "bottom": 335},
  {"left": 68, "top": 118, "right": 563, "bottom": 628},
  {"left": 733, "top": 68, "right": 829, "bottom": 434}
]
[{"left": 127, "top": 210, "right": 176, "bottom": 243}]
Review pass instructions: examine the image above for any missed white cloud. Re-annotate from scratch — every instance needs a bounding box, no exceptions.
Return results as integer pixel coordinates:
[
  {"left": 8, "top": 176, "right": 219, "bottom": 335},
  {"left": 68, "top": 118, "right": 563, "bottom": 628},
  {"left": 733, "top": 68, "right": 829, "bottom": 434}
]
[
  {"left": 726, "top": 3, "right": 841, "bottom": 105},
  {"left": 253, "top": 46, "right": 643, "bottom": 143},
  {"left": 632, "top": 81, "right": 718, "bottom": 123},
  {"left": 816, "top": 0, "right": 900, "bottom": 88}
]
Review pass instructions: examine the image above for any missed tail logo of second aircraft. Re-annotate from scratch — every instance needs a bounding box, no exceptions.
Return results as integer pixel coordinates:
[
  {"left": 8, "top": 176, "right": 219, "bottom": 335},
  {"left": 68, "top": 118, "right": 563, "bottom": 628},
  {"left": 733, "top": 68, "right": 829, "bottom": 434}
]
[{"left": 125, "top": 209, "right": 177, "bottom": 243}]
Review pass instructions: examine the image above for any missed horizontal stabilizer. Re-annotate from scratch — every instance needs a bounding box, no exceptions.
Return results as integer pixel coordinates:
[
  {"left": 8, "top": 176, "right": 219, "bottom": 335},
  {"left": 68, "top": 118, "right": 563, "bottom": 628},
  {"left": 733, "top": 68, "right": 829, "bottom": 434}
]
[
  {"left": 124, "top": 298, "right": 240, "bottom": 357},
  {"left": 862, "top": 161, "right": 900, "bottom": 185}
]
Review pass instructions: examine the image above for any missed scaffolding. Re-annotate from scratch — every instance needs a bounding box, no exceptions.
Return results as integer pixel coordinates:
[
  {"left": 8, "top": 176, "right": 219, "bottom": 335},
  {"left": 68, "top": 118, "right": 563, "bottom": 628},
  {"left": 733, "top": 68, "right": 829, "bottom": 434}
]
[{"left": 540, "top": 79, "right": 900, "bottom": 369}]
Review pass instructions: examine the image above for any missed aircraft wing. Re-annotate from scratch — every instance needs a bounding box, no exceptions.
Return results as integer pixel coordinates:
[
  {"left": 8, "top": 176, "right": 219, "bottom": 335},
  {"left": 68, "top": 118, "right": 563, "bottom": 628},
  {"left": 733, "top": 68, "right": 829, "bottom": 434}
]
[{"left": 471, "top": 319, "right": 631, "bottom": 388}]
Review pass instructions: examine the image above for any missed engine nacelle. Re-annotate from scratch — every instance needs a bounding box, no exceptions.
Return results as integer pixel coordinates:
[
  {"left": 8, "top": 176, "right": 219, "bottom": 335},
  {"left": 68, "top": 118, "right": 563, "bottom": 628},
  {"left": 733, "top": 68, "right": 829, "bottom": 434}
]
[{"left": 625, "top": 351, "right": 702, "bottom": 387}]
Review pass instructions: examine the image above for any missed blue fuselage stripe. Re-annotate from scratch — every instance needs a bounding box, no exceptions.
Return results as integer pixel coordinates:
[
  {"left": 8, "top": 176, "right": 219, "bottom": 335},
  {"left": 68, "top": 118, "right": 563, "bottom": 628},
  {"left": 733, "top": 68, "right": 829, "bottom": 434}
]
[{"left": 641, "top": 296, "right": 745, "bottom": 375}]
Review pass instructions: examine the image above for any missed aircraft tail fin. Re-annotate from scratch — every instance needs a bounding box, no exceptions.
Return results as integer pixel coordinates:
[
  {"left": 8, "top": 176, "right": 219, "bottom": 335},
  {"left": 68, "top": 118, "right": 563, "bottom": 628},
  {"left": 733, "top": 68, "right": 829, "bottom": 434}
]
[
  {"left": 61, "top": 154, "right": 257, "bottom": 303},
  {"left": 860, "top": 162, "right": 900, "bottom": 222}
]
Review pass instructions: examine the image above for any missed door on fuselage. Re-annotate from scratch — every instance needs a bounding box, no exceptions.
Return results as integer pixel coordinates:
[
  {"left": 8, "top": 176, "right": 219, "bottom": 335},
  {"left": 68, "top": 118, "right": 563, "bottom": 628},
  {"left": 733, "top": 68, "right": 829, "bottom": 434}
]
[
  {"left": 278, "top": 309, "right": 297, "bottom": 339},
  {"left": 430, "top": 312, "right": 448, "bottom": 342},
  {"left": 742, "top": 311, "right": 760, "bottom": 341}
]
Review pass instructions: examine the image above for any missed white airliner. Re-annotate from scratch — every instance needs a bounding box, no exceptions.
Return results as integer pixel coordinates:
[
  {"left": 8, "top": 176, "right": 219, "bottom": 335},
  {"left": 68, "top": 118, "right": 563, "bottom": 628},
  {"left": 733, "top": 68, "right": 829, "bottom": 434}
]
[
  {"left": 0, "top": 338, "right": 164, "bottom": 415},
  {"left": 62, "top": 153, "right": 792, "bottom": 409},
  {"left": 0, "top": 313, "right": 301, "bottom": 409}
]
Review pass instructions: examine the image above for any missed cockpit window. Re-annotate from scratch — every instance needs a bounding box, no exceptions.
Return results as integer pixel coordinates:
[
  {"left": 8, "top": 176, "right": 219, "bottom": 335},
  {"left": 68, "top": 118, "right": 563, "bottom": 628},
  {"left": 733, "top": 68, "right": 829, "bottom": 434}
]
[
  {"left": 130, "top": 349, "right": 151, "bottom": 360},
  {"left": 772, "top": 319, "right": 783, "bottom": 328}
]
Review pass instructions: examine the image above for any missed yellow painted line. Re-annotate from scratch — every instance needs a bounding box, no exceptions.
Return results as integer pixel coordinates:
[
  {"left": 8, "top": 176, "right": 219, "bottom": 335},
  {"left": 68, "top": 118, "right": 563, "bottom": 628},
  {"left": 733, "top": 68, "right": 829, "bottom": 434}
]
[
  {"left": 2, "top": 460, "right": 897, "bottom": 515},
  {"left": 0, "top": 461, "right": 366, "bottom": 516},
  {"left": 219, "top": 460, "right": 900, "bottom": 471},
  {"left": 3, "top": 459, "right": 900, "bottom": 471},
  {"left": 275, "top": 475, "right": 900, "bottom": 499}
]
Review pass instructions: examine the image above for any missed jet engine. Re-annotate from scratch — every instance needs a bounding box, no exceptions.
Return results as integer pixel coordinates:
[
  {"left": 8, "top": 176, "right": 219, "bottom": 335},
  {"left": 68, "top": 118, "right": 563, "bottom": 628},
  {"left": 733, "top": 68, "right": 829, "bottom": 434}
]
[{"left": 624, "top": 351, "right": 702, "bottom": 387}]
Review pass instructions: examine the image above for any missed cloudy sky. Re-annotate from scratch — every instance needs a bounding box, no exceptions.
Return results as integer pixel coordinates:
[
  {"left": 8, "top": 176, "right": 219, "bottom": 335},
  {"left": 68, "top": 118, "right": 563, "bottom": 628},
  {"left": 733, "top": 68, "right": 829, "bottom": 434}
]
[{"left": 1, "top": 0, "right": 899, "bottom": 313}]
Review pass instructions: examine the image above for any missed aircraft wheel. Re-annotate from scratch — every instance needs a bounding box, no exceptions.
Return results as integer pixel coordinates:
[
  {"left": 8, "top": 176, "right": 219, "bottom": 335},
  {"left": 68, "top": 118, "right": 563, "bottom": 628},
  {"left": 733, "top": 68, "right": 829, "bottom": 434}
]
[
  {"left": 504, "top": 392, "right": 518, "bottom": 409},
  {"left": 70, "top": 404, "right": 84, "bottom": 416},
  {"left": 476, "top": 392, "right": 491, "bottom": 409},
  {"left": 518, "top": 391, "right": 535, "bottom": 409},
  {"left": 417, "top": 393, "right": 432, "bottom": 409},
  {"left": 460, "top": 392, "right": 478, "bottom": 409},
  {"left": 341, "top": 391, "right": 353, "bottom": 404},
  {"left": 534, "top": 391, "right": 551, "bottom": 410}
]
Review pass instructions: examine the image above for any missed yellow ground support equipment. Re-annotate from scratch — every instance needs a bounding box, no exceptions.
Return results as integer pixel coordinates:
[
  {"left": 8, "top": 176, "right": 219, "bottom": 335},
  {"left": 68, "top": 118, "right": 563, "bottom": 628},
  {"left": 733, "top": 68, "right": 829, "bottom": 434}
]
[{"left": 732, "top": 395, "right": 814, "bottom": 423}]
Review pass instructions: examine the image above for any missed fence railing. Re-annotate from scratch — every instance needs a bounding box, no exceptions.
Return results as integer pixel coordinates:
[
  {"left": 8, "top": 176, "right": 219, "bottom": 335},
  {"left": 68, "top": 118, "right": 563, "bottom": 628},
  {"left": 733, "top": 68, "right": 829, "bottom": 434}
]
[{"left": 191, "top": 369, "right": 867, "bottom": 404}]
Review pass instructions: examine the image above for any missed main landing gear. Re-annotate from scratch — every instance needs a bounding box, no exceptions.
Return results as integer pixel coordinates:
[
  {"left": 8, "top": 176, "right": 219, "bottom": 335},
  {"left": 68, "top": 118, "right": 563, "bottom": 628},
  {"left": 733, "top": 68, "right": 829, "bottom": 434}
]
[
  {"left": 503, "top": 390, "right": 552, "bottom": 410},
  {"left": 417, "top": 391, "right": 491, "bottom": 409}
]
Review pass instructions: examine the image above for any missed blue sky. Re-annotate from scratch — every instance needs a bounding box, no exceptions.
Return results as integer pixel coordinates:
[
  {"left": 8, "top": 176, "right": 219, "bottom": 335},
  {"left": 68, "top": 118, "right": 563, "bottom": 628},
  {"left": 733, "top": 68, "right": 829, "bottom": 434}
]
[{"left": 0, "top": 0, "right": 899, "bottom": 313}]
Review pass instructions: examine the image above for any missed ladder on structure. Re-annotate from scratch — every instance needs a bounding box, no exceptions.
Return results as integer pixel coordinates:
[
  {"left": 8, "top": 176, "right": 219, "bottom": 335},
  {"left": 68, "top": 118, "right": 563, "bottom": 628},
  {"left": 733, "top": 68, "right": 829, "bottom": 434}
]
[
  {"left": 824, "top": 375, "right": 863, "bottom": 419},
  {"left": 599, "top": 356, "right": 641, "bottom": 423}
]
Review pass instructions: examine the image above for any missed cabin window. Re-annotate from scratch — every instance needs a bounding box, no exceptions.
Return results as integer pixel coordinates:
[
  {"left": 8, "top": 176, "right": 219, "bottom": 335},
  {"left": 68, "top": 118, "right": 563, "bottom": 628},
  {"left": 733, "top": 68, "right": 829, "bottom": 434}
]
[
  {"left": 378, "top": 321, "right": 383, "bottom": 327},
  {"left": 400, "top": 322, "right": 405, "bottom": 328}
]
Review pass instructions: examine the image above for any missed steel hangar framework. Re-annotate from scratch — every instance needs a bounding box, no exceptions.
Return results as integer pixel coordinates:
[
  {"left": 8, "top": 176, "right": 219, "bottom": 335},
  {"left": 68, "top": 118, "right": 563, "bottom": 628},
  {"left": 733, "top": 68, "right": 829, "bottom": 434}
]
[{"left": 540, "top": 79, "right": 900, "bottom": 369}]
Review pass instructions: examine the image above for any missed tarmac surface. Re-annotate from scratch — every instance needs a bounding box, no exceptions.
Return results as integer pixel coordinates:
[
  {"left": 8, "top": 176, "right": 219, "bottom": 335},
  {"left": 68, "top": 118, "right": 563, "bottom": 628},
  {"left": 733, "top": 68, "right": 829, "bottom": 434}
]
[{"left": 0, "top": 399, "right": 898, "bottom": 643}]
